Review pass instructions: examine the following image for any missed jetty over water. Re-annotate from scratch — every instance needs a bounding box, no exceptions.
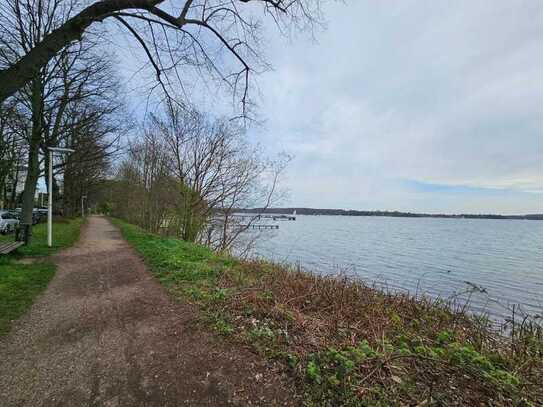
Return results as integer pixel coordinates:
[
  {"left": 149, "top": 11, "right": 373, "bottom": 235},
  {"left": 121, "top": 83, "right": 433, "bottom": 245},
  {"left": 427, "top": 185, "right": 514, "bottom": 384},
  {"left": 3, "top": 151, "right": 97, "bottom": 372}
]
[
  {"left": 233, "top": 214, "right": 296, "bottom": 221},
  {"left": 239, "top": 224, "right": 279, "bottom": 229}
]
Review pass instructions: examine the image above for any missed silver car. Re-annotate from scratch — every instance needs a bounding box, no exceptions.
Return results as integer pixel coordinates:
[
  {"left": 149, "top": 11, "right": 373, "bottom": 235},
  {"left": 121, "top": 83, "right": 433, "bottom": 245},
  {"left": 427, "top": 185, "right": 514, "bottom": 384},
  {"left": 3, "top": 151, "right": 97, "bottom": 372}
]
[{"left": 0, "top": 211, "right": 20, "bottom": 234}]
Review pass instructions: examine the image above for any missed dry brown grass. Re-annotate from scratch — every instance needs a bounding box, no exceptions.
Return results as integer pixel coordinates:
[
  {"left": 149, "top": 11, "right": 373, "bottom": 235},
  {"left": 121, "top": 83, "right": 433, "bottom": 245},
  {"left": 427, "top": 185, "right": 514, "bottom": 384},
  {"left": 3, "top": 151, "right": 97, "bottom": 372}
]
[{"left": 213, "top": 260, "right": 542, "bottom": 406}]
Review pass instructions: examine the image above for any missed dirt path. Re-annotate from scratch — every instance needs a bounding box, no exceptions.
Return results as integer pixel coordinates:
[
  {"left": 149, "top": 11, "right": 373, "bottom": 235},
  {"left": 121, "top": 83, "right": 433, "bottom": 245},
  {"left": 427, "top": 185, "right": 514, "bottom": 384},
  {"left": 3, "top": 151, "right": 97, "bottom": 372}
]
[{"left": 0, "top": 216, "right": 297, "bottom": 406}]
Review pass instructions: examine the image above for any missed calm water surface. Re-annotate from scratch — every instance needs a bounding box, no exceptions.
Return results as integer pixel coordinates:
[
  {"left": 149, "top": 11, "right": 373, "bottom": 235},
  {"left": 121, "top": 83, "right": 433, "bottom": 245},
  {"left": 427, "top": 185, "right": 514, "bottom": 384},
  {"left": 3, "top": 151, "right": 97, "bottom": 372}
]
[{"left": 251, "top": 215, "right": 543, "bottom": 320}]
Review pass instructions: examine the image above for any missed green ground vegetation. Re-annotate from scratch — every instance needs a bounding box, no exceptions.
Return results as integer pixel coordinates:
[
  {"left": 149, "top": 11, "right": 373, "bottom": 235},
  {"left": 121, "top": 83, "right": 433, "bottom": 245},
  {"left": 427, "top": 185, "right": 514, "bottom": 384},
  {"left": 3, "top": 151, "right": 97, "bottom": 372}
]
[
  {"left": 114, "top": 219, "right": 543, "bottom": 406},
  {"left": 0, "top": 218, "right": 82, "bottom": 335}
]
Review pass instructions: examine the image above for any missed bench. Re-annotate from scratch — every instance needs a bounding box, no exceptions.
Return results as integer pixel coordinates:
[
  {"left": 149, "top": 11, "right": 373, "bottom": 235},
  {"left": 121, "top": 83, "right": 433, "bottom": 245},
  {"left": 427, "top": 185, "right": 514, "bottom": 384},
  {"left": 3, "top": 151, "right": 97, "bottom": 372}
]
[{"left": 0, "top": 241, "right": 24, "bottom": 255}]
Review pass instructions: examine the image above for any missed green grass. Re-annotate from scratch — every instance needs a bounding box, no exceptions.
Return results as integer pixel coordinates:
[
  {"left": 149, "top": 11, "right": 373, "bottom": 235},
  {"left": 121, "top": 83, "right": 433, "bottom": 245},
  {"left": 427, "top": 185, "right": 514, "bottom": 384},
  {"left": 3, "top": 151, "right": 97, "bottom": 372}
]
[
  {"left": 113, "top": 218, "right": 543, "bottom": 406},
  {"left": 0, "top": 258, "right": 55, "bottom": 335},
  {"left": 0, "top": 217, "right": 83, "bottom": 257},
  {"left": 112, "top": 219, "right": 235, "bottom": 297},
  {"left": 0, "top": 218, "right": 82, "bottom": 335}
]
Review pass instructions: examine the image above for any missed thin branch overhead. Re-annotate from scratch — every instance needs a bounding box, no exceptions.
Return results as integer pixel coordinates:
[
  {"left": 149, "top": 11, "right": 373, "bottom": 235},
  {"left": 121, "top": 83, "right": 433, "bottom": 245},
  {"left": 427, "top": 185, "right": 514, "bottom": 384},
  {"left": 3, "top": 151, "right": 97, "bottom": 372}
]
[{"left": 0, "top": 0, "right": 325, "bottom": 117}]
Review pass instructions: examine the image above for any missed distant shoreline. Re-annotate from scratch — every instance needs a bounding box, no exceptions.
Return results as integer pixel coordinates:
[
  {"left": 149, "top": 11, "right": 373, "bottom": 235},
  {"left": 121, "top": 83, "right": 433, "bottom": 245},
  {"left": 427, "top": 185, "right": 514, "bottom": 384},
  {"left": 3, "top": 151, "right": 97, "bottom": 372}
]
[{"left": 238, "top": 207, "right": 543, "bottom": 220}]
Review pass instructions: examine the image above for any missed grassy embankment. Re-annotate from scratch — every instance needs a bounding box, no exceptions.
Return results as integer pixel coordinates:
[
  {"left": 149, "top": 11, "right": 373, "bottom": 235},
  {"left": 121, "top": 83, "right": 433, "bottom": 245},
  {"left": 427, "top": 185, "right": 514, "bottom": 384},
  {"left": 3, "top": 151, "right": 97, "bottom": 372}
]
[
  {"left": 0, "top": 218, "right": 82, "bottom": 335},
  {"left": 114, "top": 219, "right": 542, "bottom": 406}
]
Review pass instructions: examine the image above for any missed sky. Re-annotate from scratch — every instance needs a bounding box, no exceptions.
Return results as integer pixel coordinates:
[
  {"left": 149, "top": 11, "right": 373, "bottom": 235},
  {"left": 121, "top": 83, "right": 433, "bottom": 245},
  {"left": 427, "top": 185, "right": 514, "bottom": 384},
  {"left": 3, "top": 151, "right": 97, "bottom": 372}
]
[
  {"left": 246, "top": 0, "right": 543, "bottom": 214},
  {"left": 116, "top": 0, "right": 543, "bottom": 215}
]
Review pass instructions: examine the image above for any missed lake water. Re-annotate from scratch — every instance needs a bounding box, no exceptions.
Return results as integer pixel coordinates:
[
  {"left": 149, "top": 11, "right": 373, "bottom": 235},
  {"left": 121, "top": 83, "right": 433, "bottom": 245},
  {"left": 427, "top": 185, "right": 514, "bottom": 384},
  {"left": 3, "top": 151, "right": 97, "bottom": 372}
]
[{"left": 251, "top": 215, "right": 543, "bottom": 321}]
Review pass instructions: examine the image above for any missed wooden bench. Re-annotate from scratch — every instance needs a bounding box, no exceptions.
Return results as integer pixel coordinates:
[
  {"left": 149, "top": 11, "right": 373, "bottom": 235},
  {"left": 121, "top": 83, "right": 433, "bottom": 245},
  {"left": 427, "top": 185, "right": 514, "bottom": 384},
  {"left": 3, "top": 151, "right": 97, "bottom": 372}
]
[{"left": 0, "top": 241, "right": 24, "bottom": 255}]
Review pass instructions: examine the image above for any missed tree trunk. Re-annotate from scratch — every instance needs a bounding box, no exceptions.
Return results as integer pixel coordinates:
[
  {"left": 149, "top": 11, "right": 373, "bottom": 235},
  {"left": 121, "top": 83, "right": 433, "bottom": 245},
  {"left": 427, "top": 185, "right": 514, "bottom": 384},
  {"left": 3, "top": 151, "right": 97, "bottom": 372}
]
[
  {"left": 20, "top": 79, "right": 44, "bottom": 236},
  {"left": 0, "top": 182, "right": 5, "bottom": 210},
  {"left": 62, "top": 161, "right": 79, "bottom": 217},
  {"left": 9, "top": 164, "right": 20, "bottom": 209}
]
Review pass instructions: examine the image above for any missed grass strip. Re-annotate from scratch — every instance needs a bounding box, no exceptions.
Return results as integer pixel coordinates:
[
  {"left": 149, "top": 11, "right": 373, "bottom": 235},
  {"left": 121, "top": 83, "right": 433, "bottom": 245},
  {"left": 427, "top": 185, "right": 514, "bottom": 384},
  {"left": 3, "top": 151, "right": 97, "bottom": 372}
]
[{"left": 0, "top": 218, "right": 82, "bottom": 335}]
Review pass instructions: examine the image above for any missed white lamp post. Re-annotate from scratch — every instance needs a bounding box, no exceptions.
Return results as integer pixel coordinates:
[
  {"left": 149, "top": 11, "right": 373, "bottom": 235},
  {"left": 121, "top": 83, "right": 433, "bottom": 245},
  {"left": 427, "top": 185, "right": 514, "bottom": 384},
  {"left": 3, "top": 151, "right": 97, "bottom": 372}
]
[{"left": 48, "top": 147, "right": 75, "bottom": 247}]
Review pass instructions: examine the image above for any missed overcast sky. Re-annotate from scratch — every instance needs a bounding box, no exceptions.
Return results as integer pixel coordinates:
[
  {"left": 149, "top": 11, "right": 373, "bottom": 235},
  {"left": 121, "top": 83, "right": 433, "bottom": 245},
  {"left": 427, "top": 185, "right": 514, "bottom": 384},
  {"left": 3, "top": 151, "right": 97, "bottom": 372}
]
[
  {"left": 115, "top": 0, "right": 543, "bottom": 214},
  {"left": 240, "top": 0, "right": 543, "bottom": 214}
]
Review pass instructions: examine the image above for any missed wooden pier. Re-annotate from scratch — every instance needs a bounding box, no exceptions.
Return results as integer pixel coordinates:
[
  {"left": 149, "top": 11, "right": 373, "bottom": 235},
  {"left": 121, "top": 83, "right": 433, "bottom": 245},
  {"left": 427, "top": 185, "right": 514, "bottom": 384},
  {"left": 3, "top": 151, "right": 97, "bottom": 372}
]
[
  {"left": 239, "top": 224, "right": 279, "bottom": 229},
  {"left": 233, "top": 214, "right": 296, "bottom": 221}
]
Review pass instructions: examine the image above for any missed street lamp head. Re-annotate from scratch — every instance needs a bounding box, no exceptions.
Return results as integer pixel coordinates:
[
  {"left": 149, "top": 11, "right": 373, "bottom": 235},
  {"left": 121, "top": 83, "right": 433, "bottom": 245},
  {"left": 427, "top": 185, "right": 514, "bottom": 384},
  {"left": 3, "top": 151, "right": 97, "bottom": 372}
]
[{"left": 48, "top": 147, "right": 75, "bottom": 154}]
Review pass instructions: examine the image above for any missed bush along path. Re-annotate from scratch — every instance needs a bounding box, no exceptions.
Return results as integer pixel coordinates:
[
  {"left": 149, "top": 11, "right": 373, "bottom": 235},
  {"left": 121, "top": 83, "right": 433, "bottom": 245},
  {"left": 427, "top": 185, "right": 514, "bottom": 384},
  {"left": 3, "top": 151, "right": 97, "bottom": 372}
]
[
  {"left": 0, "top": 216, "right": 296, "bottom": 406},
  {"left": 114, "top": 219, "right": 542, "bottom": 406},
  {"left": 0, "top": 217, "right": 82, "bottom": 336}
]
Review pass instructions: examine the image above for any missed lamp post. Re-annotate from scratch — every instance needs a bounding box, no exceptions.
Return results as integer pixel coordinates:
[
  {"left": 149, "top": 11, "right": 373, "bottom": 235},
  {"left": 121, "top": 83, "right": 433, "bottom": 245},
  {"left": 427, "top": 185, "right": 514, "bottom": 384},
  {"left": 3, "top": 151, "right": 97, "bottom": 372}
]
[{"left": 48, "top": 147, "right": 75, "bottom": 247}]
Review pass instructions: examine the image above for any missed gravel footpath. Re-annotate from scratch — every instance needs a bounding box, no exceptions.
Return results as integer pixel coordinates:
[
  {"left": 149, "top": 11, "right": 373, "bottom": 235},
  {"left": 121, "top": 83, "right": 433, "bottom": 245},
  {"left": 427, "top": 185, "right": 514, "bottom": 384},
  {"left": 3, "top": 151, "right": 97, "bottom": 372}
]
[{"left": 0, "top": 216, "right": 297, "bottom": 406}]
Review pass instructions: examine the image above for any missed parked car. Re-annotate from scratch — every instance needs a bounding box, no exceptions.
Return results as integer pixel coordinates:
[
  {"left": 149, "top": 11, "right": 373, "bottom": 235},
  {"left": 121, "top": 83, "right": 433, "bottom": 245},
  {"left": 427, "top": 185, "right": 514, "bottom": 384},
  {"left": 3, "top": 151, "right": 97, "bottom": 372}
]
[
  {"left": 33, "top": 209, "right": 46, "bottom": 224},
  {"left": 36, "top": 208, "right": 48, "bottom": 222},
  {"left": 8, "top": 210, "right": 21, "bottom": 221},
  {"left": 0, "top": 210, "right": 20, "bottom": 234},
  {"left": 13, "top": 208, "right": 42, "bottom": 225}
]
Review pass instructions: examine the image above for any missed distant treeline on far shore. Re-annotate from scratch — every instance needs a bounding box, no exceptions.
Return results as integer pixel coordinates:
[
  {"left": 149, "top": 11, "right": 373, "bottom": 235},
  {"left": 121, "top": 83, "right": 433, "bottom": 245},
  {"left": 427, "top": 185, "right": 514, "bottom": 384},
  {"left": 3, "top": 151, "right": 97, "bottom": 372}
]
[{"left": 237, "top": 207, "right": 543, "bottom": 220}]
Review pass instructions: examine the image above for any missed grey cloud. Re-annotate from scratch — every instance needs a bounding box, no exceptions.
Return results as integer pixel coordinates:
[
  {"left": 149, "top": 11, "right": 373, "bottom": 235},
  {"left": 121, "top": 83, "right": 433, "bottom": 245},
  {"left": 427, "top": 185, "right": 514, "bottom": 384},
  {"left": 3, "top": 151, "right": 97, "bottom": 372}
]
[{"left": 252, "top": 0, "right": 543, "bottom": 213}]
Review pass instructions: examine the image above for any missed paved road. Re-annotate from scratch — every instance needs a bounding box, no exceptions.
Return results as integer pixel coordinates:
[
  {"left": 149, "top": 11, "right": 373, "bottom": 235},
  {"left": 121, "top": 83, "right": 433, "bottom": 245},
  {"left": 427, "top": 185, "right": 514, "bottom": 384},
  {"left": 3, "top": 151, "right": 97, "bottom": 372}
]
[{"left": 0, "top": 216, "right": 294, "bottom": 406}]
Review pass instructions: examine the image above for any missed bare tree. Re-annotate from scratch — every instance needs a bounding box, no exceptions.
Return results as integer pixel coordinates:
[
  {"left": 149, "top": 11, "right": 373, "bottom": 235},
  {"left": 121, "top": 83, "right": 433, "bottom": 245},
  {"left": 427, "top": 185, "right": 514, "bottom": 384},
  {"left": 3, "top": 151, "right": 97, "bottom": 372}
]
[
  {"left": 0, "top": 0, "right": 125, "bottom": 234},
  {"left": 61, "top": 103, "right": 124, "bottom": 216},
  {"left": 0, "top": 102, "right": 26, "bottom": 208},
  {"left": 211, "top": 152, "right": 289, "bottom": 252},
  {"left": 152, "top": 106, "right": 284, "bottom": 251},
  {"left": 111, "top": 106, "right": 289, "bottom": 252},
  {"left": 112, "top": 130, "right": 177, "bottom": 231},
  {"left": 0, "top": 0, "right": 324, "bottom": 111}
]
